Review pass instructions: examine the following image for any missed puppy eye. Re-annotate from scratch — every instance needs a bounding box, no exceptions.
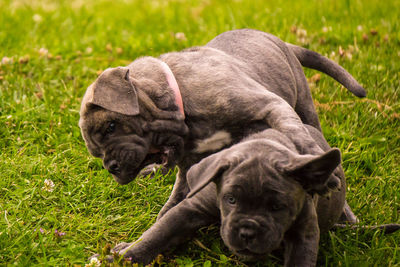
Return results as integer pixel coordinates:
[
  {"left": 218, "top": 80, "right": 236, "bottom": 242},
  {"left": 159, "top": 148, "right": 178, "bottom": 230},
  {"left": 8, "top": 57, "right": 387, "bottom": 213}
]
[
  {"left": 271, "top": 204, "right": 284, "bottom": 211},
  {"left": 105, "top": 121, "right": 116, "bottom": 134},
  {"left": 225, "top": 195, "right": 236, "bottom": 205}
]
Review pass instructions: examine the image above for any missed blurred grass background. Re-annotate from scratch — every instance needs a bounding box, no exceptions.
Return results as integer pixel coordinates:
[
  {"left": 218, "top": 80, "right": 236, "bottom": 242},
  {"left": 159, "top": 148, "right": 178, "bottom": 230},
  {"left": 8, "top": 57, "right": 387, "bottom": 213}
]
[{"left": 0, "top": 0, "right": 399, "bottom": 265}]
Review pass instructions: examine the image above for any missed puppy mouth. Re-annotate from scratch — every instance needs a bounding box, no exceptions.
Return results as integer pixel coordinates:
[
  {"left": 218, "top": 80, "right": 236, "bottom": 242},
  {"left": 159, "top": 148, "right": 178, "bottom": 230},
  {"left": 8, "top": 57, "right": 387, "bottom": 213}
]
[
  {"left": 112, "top": 146, "right": 171, "bottom": 185},
  {"left": 233, "top": 248, "right": 266, "bottom": 260},
  {"left": 146, "top": 145, "right": 176, "bottom": 167},
  {"left": 144, "top": 146, "right": 169, "bottom": 166}
]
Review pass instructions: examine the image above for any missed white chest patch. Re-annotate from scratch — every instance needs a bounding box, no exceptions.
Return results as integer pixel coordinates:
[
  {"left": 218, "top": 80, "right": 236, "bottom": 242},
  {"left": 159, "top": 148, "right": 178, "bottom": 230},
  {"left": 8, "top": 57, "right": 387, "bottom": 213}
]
[{"left": 193, "top": 131, "right": 232, "bottom": 153}]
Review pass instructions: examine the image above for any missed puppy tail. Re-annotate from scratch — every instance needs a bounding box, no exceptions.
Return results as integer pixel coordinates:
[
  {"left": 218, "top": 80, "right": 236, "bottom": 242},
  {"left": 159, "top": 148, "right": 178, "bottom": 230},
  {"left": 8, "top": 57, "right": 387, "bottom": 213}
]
[
  {"left": 333, "top": 223, "right": 400, "bottom": 234},
  {"left": 286, "top": 43, "right": 367, "bottom": 98}
]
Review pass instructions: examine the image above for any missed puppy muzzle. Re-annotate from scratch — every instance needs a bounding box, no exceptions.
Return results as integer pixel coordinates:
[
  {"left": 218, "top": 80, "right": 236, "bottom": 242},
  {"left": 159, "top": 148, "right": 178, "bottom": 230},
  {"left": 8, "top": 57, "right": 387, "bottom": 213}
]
[{"left": 223, "top": 217, "right": 281, "bottom": 259}]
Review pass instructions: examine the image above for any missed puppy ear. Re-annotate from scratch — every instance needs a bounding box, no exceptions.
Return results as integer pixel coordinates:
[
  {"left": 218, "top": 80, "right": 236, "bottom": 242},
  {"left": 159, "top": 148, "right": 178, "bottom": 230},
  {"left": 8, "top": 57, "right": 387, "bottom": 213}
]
[
  {"left": 88, "top": 67, "right": 140, "bottom": 116},
  {"left": 186, "top": 151, "right": 232, "bottom": 198},
  {"left": 286, "top": 148, "right": 341, "bottom": 192}
]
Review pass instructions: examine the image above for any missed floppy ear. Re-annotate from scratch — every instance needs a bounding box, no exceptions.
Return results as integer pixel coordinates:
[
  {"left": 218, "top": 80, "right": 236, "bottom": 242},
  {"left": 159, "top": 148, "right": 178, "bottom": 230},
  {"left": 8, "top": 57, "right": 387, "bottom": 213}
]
[
  {"left": 88, "top": 67, "right": 140, "bottom": 116},
  {"left": 286, "top": 148, "right": 341, "bottom": 192},
  {"left": 186, "top": 151, "right": 233, "bottom": 198}
]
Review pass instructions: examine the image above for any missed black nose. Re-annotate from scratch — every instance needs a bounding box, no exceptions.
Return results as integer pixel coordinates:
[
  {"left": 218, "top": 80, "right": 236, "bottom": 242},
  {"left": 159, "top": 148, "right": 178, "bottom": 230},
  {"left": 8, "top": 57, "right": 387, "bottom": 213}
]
[
  {"left": 239, "top": 227, "right": 256, "bottom": 242},
  {"left": 238, "top": 219, "right": 259, "bottom": 242},
  {"left": 107, "top": 160, "right": 120, "bottom": 174}
]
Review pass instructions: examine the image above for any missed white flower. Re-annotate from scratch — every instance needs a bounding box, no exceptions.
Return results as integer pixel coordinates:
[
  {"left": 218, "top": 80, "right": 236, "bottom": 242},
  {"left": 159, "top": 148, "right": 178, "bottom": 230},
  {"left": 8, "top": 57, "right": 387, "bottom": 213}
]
[
  {"left": 42, "top": 179, "right": 55, "bottom": 192},
  {"left": 33, "top": 14, "right": 43, "bottom": 23},
  {"left": 175, "top": 32, "right": 187, "bottom": 41},
  {"left": 85, "top": 257, "right": 101, "bottom": 267},
  {"left": 1, "top": 57, "right": 13, "bottom": 65},
  {"left": 38, "top": 48, "right": 48, "bottom": 57},
  {"left": 322, "top": 26, "right": 332, "bottom": 33},
  {"left": 85, "top": 47, "right": 93, "bottom": 54},
  {"left": 296, "top": 28, "right": 307, "bottom": 38}
]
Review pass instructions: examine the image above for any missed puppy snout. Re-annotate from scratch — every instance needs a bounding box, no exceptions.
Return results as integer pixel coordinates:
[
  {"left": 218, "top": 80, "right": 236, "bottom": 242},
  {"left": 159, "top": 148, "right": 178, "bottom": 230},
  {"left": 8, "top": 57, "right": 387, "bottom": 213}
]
[
  {"left": 238, "top": 219, "right": 259, "bottom": 242},
  {"left": 106, "top": 160, "right": 121, "bottom": 174},
  {"left": 239, "top": 227, "right": 256, "bottom": 242}
]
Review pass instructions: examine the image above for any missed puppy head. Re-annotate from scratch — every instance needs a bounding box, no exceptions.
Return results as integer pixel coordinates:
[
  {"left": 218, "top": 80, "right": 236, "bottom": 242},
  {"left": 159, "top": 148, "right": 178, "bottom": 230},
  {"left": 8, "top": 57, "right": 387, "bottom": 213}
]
[
  {"left": 187, "top": 140, "right": 340, "bottom": 260},
  {"left": 79, "top": 66, "right": 186, "bottom": 184}
]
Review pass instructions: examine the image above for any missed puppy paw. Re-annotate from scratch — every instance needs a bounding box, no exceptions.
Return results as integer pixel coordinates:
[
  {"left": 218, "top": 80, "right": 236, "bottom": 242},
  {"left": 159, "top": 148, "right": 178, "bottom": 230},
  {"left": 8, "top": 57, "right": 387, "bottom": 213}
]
[
  {"left": 111, "top": 242, "right": 133, "bottom": 254},
  {"left": 139, "top": 164, "right": 170, "bottom": 178},
  {"left": 103, "top": 242, "right": 136, "bottom": 264}
]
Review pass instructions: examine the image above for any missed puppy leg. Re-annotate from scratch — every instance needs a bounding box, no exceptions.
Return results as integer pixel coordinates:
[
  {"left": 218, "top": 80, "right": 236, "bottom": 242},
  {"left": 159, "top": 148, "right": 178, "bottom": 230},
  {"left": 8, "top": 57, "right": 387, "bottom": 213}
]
[
  {"left": 254, "top": 93, "right": 322, "bottom": 154},
  {"left": 250, "top": 91, "right": 340, "bottom": 193},
  {"left": 112, "top": 197, "right": 217, "bottom": 265},
  {"left": 283, "top": 197, "right": 320, "bottom": 267},
  {"left": 157, "top": 169, "right": 189, "bottom": 220}
]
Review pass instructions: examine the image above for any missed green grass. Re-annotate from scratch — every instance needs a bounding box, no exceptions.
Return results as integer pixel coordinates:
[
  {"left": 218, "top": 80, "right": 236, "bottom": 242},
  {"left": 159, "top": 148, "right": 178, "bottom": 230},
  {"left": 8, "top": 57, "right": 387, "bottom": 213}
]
[{"left": 0, "top": 0, "right": 399, "bottom": 265}]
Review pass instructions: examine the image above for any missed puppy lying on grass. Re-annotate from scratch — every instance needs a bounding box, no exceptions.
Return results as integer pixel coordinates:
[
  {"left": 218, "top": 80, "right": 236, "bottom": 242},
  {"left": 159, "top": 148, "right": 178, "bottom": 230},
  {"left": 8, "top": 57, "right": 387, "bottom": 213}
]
[{"left": 102, "top": 125, "right": 399, "bottom": 266}]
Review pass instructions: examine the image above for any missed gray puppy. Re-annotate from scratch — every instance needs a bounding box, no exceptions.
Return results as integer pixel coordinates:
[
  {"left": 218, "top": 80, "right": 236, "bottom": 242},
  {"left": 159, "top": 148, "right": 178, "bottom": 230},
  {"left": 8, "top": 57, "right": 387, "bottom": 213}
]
[
  {"left": 79, "top": 29, "right": 365, "bottom": 219},
  {"left": 109, "top": 125, "right": 346, "bottom": 266}
]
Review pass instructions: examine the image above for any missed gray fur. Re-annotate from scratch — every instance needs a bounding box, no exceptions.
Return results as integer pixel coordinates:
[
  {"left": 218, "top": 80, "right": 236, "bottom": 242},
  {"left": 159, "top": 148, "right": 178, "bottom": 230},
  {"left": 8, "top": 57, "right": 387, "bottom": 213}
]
[
  {"left": 109, "top": 126, "right": 346, "bottom": 266},
  {"left": 79, "top": 29, "right": 365, "bottom": 218}
]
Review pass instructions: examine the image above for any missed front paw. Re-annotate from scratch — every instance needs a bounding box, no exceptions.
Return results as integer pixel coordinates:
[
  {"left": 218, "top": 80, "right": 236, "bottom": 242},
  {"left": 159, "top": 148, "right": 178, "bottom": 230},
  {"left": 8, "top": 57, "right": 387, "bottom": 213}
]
[
  {"left": 109, "top": 240, "right": 153, "bottom": 265},
  {"left": 112, "top": 242, "right": 133, "bottom": 254},
  {"left": 87, "top": 242, "right": 140, "bottom": 265},
  {"left": 139, "top": 164, "right": 170, "bottom": 178},
  {"left": 96, "top": 242, "right": 134, "bottom": 264}
]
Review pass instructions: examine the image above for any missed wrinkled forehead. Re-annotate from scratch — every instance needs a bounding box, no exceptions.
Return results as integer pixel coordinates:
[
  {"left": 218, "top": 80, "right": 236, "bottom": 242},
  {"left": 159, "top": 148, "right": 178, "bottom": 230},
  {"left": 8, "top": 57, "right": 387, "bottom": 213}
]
[
  {"left": 78, "top": 108, "right": 108, "bottom": 156},
  {"left": 222, "top": 157, "right": 299, "bottom": 196},
  {"left": 79, "top": 105, "right": 112, "bottom": 132}
]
